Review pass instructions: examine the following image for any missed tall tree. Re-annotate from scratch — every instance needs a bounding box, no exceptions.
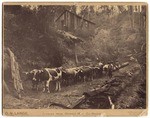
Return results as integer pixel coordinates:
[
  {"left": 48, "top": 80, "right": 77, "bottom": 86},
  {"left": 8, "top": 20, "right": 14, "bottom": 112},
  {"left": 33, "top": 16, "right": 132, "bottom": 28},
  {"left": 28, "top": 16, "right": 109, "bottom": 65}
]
[{"left": 128, "top": 6, "right": 134, "bottom": 29}]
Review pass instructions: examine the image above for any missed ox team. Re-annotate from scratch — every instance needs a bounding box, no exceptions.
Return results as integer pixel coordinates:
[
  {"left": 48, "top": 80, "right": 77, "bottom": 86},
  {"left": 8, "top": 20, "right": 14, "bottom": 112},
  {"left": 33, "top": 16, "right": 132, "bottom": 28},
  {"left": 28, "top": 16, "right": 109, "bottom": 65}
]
[{"left": 24, "top": 61, "right": 121, "bottom": 93}]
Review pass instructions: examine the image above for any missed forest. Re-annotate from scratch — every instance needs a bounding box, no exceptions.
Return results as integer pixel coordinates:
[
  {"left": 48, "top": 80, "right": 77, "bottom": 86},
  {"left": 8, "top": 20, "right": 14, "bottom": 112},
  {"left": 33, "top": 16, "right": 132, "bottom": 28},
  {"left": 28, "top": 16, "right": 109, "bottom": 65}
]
[
  {"left": 4, "top": 5, "right": 146, "bottom": 70},
  {"left": 3, "top": 4, "right": 147, "bottom": 110}
]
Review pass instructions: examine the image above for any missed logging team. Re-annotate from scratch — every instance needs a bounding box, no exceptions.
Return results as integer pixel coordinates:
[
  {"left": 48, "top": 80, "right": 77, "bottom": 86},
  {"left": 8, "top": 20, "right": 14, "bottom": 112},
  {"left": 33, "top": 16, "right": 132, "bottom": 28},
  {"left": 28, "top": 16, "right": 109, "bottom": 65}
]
[{"left": 24, "top": 61, "right": 121, "bottom": 93}]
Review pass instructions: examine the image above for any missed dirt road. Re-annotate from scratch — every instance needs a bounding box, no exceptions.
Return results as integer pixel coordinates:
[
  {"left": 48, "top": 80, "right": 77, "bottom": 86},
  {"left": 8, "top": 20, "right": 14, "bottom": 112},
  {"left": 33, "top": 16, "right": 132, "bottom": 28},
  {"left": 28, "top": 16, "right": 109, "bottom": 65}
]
[{"left": 4, "top": 75, "right": 108, "bottom": 109}]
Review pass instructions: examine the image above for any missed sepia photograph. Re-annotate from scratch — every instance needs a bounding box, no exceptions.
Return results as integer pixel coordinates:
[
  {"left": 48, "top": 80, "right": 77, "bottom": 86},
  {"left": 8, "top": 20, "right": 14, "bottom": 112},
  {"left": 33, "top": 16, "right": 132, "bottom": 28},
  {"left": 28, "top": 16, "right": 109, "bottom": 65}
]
[{"left": 2, "top": 2, "right": 147, "bottom": 116}]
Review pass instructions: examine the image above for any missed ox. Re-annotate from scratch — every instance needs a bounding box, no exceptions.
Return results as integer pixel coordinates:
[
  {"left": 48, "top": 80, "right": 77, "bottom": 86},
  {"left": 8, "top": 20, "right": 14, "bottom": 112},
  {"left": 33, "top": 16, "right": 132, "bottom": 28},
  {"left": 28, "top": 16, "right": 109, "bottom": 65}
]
[
  {"left": 93, "top": 62, "right": 103, "bottom": 78},
  {"left": 62, "top": 67, "right": 82, "bottom": 86},
  {"left": 79, "top": 66, "right": 94, "bottom": 82},
  {"left": 43, "top": 67, "right": 63, "bottom": 93},
  {"left": 103, "top": 63, "right": 113, "bottom": 79},
  {"left": 24, "top": 69, "right": 44, "bottom": 91},
  {"left": 24, "top": 67, "right": 63, "bottom": 93}
]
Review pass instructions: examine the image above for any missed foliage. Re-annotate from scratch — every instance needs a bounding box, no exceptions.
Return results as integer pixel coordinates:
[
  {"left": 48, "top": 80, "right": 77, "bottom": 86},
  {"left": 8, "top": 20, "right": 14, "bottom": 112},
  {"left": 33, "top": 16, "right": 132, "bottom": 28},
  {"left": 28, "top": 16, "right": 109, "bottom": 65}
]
[{"left": 4, "top": 5, "right": 146, "bottom": 70}]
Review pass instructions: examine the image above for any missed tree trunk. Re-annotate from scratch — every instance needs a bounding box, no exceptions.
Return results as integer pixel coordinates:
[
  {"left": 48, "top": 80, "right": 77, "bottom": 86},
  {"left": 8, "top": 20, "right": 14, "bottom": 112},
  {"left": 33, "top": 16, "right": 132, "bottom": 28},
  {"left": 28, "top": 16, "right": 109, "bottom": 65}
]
[
  {"left": 74, "top": 43, "right": 79, "bottom": 65},
  {"left": 138, "top": 6, "right": 141, "bottom": 28},
  {"left": 128, "top": 6, "right": 134, "bottom": 29}
]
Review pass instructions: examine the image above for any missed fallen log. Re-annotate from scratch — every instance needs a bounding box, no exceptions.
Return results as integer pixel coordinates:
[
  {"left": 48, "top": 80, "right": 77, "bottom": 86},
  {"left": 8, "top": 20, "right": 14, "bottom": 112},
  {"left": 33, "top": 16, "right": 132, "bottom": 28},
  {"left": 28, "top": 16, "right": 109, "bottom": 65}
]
[
  {"left": 49, "top": 102, "right": 71, "bottom": 109},
  {"left": 119, "top": 62, "right": 129, "bottom": 69},
  {"left": 49, "top": 61, "right": 132, "bottom": 109},
  {"left": 49, "top": 96, "right": 86, "bottom": 109},
  {"left": 70, "top": 67, "right": 135, "bottom": 109}
]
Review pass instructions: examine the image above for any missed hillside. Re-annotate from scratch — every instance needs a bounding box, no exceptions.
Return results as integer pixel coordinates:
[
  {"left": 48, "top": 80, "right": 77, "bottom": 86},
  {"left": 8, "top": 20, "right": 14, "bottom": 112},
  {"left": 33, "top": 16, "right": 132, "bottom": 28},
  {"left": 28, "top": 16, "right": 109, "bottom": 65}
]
[{"left": 3, "top": 5, "right": 146, "bottom": 109}]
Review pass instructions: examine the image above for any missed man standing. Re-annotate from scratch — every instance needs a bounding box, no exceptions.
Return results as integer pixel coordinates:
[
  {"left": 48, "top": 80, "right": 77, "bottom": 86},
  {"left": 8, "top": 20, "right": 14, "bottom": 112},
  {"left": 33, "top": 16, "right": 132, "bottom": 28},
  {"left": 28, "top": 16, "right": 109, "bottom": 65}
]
[{"left": 107, "top": 62, "right": 113, "bottom": 79}]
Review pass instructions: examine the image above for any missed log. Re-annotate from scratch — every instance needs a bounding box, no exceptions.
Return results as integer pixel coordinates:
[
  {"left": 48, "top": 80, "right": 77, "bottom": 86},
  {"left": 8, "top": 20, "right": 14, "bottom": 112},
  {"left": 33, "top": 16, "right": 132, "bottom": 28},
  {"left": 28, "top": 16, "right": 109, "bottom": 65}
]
[
  {"left": 70, "top": 96, "right": 86, "bottom": 109},
  {"left": 49, "top": 61, "right": 131, "bottom": 109},
  {"left": 49, "top": 96, "right": 86, "bottom": 109},
  {"left": 49, "top": 102, "right": 71, "bottom": 109},
  {"left": 119, "top": 62, "right": 129, "bottom": 69}
]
